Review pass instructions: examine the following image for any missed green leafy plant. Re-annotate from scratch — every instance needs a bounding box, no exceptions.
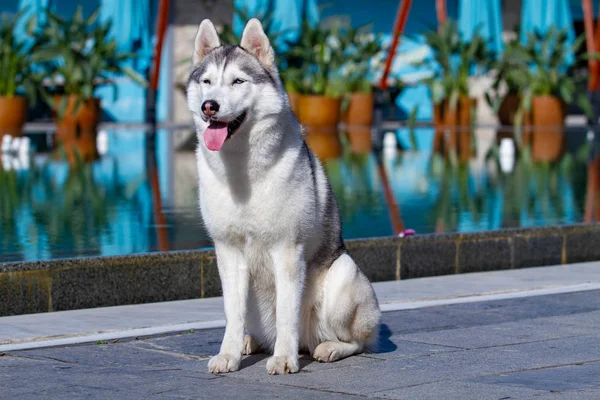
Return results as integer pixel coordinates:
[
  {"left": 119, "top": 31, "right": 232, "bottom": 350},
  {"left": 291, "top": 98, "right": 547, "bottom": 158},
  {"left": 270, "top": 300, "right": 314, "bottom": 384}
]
[
  {"left": 285, "top": 19, "right": 347, "bottom": 97},
  {"left": 339, "top": 28, "right": 383, "bottom": 94},
  {"left": 30, "top": 6, "right": 146, "bottom": 118},
  {"left": 337, "top": 26, "right": 384, "bottom": 112},
  {"left": 413, "top": 20, "right": 490, "bottom": 107},
  {"left": 513, "top": 28, "right": 592, "bottom": 125},
  {"left": 0, "top": 9, "right": 45, "bottom": 102},
  {"left": 484, "top": 39, "right": 531, "bottom": 114}
]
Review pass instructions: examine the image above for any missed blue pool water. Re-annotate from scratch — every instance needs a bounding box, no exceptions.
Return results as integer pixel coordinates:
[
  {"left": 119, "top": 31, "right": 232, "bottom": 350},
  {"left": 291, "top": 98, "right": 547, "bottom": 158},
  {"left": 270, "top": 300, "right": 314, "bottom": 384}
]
[{"left": 0, "top": 128, "right": 595, "bottom": 263}]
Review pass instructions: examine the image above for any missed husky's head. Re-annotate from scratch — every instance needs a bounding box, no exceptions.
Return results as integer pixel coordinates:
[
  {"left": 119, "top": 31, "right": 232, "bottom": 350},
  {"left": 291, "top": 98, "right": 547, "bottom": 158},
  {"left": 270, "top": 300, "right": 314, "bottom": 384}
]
[{"left": 187, "top": 18, "right": 287, "bottom": 152}]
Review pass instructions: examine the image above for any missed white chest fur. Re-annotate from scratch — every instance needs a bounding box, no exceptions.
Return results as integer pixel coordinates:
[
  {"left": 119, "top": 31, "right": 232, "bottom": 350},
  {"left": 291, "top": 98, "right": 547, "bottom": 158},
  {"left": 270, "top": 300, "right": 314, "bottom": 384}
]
[{"left": 195, "top": 142, "right": 316, "bottom": 247}]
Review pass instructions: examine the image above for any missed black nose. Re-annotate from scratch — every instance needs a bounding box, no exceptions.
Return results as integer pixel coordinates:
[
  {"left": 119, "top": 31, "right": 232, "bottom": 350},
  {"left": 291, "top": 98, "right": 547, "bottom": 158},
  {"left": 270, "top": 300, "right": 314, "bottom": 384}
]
[{"left": 202, "top": 100, "right": 220, "bottom": 116}]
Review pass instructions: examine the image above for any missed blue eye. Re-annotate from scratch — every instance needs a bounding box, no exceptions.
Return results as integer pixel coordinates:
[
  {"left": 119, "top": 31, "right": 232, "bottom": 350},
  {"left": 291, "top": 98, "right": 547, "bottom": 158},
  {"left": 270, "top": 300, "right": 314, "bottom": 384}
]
[{"left": 233, "top": 78, "right": 245, "bottom": 85}]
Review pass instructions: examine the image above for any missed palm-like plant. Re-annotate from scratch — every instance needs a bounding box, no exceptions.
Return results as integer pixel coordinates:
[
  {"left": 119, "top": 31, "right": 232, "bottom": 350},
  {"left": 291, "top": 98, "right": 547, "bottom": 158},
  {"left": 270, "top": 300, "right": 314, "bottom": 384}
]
[
  {"left": 516, "top": 28, "right": 592, "bottom": 124},
  {"left": 0, "top": 10, "right": 44, "bottom": 102},
  {"left": 339, "top": 27, "right": 383, "bottom": 94},
  {"left": 285, "top": 20, "right": 346, "bottom": 97},
  {"left": 414, "top": 20, "right": 490, "bottom": 107},
  {"left": 30, "top": 6, "right": 146, "bottom": 117},
  {"left": 484, "top": 39, "right": 531, "bottom": 114}
]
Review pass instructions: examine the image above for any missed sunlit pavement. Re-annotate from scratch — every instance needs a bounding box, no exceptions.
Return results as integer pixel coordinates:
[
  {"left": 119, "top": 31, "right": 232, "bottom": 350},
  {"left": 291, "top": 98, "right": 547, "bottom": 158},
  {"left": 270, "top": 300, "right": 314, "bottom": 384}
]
[{"left": 2, "top": 263, "right": 600, "bottom": 399}]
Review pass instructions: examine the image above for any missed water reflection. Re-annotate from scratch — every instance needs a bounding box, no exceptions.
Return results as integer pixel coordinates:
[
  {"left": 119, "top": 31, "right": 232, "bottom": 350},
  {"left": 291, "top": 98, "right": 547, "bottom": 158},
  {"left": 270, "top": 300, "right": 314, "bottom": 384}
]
[
  {"left": 585, "top": 156, "right": 600, "bottom": 222},
  {"left": 0, "top": 151, "right": 151, "bottom": 261},
  {"left": 0, "top": 128, "right": 597, "bottom": 262}
]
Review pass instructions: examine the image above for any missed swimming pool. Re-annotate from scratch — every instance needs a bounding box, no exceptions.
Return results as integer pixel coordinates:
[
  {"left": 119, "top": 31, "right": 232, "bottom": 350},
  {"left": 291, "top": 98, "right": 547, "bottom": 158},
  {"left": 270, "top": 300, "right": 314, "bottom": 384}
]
[{"left": 0, "top": 128, "right": 595, "bottom": 262}]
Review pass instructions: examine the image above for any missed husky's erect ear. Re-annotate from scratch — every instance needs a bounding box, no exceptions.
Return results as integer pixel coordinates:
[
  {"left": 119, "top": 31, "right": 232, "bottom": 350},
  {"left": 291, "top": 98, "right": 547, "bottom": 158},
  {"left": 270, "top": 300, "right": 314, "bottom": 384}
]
[
  {"left": 193, "top": 19, "right": 221, "bottom": 65},
  {"left": 240, "top": 18, "right": 274, "bottom": 67}
]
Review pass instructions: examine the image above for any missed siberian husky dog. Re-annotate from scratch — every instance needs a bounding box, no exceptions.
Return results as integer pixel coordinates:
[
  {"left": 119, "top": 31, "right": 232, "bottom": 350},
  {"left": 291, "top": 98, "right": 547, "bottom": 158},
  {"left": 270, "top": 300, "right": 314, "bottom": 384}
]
[{"left": 187, "top": 18, "right": 381, "bottom": 375}]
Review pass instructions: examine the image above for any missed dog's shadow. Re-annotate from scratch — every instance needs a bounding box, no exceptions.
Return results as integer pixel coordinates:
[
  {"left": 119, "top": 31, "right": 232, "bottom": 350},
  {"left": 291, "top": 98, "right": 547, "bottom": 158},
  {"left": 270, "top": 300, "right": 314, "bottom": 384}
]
[
  {"left": 375, "top": 323, "right": 397, "bottom": 354},
  {"left": 240, "top": 354, "right": 269, "bottom": 369}
]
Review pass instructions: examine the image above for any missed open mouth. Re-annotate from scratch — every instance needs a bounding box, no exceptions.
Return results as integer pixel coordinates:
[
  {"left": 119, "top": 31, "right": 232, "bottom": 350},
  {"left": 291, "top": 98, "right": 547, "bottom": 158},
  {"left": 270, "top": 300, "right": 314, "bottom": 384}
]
[
  {"left": 203, "top": 111, "right": 247, "bottom": 151},
  {"left": 225, "top": 111, "right": 247, "bottom": 139}
]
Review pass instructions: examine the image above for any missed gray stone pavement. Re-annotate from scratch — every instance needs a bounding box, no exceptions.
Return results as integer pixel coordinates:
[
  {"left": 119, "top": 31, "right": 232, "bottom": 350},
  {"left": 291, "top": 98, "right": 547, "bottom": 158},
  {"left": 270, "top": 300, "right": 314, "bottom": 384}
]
[
  {"left": 3, "top": 262, "right": 600, "bottom": 352},
  {"left": 2, "top": 289, "right": 600, "bottom": 399}
]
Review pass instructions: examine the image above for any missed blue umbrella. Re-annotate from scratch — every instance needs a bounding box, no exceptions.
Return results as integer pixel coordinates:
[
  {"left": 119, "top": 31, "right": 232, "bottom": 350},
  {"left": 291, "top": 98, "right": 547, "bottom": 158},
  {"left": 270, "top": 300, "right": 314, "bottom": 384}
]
[
  {"left": 520, "top": 0, "right": 575, "bottom": 64},
  {"left": 458, "top": 0, "right": 504, "bottom": 53},
  {"left": 233, "top": 0, "right": 319, "bottom": 50},
  {"left": 96, "top": 0, "right": 154, "bottom": 123},
  {"left": 99, "top": 0, "right": 153, "bottom": 72},
  {"left": 15, "top": 0, "right": 53, "bottom": 44}
]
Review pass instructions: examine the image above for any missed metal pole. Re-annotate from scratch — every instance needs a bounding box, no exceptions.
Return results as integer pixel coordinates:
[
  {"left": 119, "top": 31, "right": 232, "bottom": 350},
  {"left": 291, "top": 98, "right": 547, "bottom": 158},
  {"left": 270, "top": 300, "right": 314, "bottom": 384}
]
[
  {"left": 584, "top": 156, "right": 600, "bottom": 222},
  {"left": 379, "top": 0, "right": 413, "bottom": 90},
  {"left": 436, "top": 0, "right": 447, "bottom": 29},
  {"left": 582, "top": 0, "right": 598, "bottom": 91},
  {"left": 145, "top": 0, "right": 172, "bottom": 252},
  {"left": 375, "top": 154, "right": 405, "bottom": 236},
  {"left": 146, "top": 0, "right": 171, "bottom": 131}
]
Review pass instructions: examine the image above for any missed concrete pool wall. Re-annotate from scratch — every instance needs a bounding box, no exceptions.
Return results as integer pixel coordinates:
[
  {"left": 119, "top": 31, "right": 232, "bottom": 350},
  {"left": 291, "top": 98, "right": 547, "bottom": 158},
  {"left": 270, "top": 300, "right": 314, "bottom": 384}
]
[{"left": 1, "top": 223, "right": 599, "bottom": 316}]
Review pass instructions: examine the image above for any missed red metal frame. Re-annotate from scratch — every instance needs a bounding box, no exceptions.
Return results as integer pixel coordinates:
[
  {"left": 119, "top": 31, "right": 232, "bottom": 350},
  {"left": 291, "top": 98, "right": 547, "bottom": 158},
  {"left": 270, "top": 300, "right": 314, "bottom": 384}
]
[
  {"left": 436, "top": 0, "right": 447, "bottom": 29},
  {"left": 377, "top": 162, "right": 405, "bottom": 236},
  {"left": 584, "top": 156, "right": 600, "bottom": 222},
  {"left": 379, "top": 0, "right": 413, "bottom": 90},
  {"left": 147, "top": 0, "right": 172, "bottom": 251},
  {"left": 149, "top": 159, "right": 170, "bottom": 251},
  {"left": 150, "top": 0, "right": 171, "bottom": 92},
  {"left": 582, "top": 0, "right": 599, "bottom": 90}
]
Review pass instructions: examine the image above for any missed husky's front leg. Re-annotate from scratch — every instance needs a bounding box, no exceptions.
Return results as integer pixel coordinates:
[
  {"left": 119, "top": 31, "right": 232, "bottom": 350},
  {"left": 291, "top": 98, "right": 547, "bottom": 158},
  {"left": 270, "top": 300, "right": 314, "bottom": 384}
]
[
  {"left": 208, "top": 242, "right": 248, "bottom": 374},
  {"left": 267, "top": 244, "right": 305, "bottom": 374}
]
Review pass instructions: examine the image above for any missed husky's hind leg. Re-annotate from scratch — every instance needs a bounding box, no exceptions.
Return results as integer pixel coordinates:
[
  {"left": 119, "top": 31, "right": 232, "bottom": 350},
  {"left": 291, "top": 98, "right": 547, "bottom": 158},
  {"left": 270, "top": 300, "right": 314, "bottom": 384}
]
[
  {"left": 315, "top": 253, "right": 380, "bottom": 362},
  {"left": 313, "top": 340, "right": 362, "bottom": 362}
]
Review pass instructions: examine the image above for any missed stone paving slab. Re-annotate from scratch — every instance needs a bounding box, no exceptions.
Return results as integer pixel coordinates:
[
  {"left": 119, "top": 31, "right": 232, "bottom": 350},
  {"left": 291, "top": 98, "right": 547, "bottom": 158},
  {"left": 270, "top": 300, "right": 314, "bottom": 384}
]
[{"left": 1, "top": 290, "right": 600, "bottom": 399}]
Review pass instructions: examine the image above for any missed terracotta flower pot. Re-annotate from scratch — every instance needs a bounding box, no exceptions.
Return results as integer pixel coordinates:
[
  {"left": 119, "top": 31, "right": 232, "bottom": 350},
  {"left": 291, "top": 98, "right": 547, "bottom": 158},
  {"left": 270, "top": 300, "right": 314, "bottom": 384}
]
[
  {"left": 530, "top": 95, "right": 565, "bottom": 162},
  {"left": 498, "top": 93, "right": 521, "bottom": 126},
  {"left": 304, "top": 131, "right": 342, "bottom": 161},
  {"left": 0, "top": 96, "right": 28, "bottom": 138},
  {"left": 433, "top": 96, "right": 476, "bottom": 161},
  {"left": 341, "top": 92, "right": 374, "bottom": 127},
  {"left": 458, "top": 96, "right": 476, "bottom": 162},
  {"left": 346, "top": 127, "right": 372, "bottom": 154},
  {"left": 53, "top": 96, "right": 101, "bottom": 163},
  {"left": 496, "top": 93, "right": 533, "bottom": 147},
  {"left": 287, "top": 91, "right": 300, "bottom": 116},
  {"left": 297, "top": 95, "right": 341, "bottom": 130}
]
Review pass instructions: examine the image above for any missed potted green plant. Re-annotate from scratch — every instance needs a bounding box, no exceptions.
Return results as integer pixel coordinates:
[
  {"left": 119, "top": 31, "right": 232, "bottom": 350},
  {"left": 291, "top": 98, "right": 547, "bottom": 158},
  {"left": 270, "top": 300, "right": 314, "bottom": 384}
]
[
  {"left": 280, "top": 67, "right": 303, "bottom": 115},
  {"left": 415, "top": 20, "right": 490, "bottom": 162},
  {"left": 287, "top": 20, "right": 346, "bottom": 130},
  {"left": 31, "top": 6, "right": 146, "bottom": 160},
  {"left": 513, "top": 28, "right": 592, "bottom": 162},
  {"left": 485, "top": 39, "right": 532, "bottom": 130},
  {"left": 0, "top": 10, "right": 44, "bottom": 138},
  {"left": 339, "top": 28, "right": 383, "bottom": 128}
]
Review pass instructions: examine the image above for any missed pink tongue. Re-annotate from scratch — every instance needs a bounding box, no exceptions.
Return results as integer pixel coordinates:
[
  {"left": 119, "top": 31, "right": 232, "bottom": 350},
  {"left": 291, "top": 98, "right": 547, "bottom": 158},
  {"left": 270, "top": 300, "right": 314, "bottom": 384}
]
[{"left": 204, "top": 121, "right": 228, "bottom": 151}]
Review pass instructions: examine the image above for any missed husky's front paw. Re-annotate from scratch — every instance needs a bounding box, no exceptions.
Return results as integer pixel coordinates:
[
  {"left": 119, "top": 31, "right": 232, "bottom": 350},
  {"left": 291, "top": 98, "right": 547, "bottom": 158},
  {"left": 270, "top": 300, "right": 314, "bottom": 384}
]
[
  {"left": 208, "top": 354, "right": 241, "bottom": 374},
  {"left": 266, "top": 355, "right": 299, "bottom": 375}
]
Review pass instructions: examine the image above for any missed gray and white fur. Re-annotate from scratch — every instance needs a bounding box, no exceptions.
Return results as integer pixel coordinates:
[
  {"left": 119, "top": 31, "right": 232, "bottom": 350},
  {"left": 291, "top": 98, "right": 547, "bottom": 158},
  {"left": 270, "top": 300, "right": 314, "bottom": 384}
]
[{"left": 187, "top": 18, "right": 381, "bottom": 375}]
